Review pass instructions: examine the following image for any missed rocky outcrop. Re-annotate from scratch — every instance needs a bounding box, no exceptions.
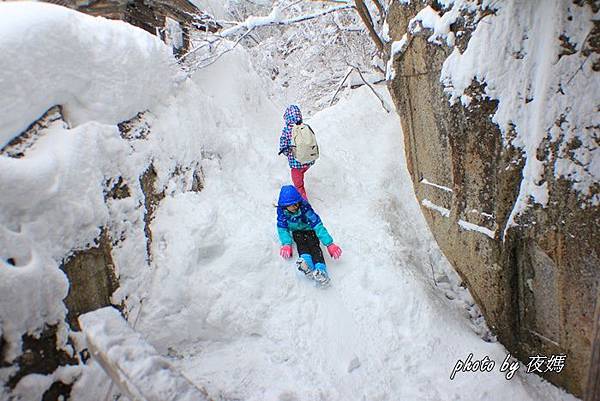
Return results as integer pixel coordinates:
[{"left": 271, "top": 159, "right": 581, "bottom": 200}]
[
  {"left": 5, "top": 326, "right": 78, "bottom": 399},
  {"left": 0, "top": 103, "right": 208, "bottom": 398},
  {"left": 0, "top": 106, "right": 67, "bottom": 157},
  {"left": 0, "top": 2, "right": 217, "bottom": 397},
  {"left": 1, "top": 107, "right": 119, "bottom": 399},
  {"left": 386, "top": 0, "right": 599, "bottom": 396},
  {"left": 59, "top": 229, "right": 120, "bottom": 331},
  {"left": 140, "top": 163, "right": 165, "bottom": 263}
]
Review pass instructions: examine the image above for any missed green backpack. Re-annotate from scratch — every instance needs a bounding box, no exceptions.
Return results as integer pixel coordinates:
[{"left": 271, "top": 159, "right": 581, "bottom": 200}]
[{"left": 291, "top": 123, "right": 319, "bottom": 164}]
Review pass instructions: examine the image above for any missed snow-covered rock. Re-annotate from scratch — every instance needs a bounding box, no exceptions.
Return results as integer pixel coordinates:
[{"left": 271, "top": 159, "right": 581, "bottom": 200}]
[
  {"left": 0, "top": 1, "right": 176, "bottom": 148},
  {"left": 386, "top": 0, "right": 599, "bottom": 395}
]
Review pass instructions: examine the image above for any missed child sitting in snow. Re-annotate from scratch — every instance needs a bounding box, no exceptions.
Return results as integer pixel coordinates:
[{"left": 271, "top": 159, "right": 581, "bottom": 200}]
[
  {"left": 278, "top": 105, "right": 314, "bottom": 200},
  {"left": 276, "top": 185, "right": 342, "bottom": 285}
]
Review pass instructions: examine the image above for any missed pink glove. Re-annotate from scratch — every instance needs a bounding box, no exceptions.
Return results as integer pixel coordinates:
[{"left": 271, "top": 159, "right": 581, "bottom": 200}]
[
  {"left": 327, "top": 243, "right": 342, "bottom": 259},
  {"left": 280, "top": 245, "right": 293, "bottom": 259}
]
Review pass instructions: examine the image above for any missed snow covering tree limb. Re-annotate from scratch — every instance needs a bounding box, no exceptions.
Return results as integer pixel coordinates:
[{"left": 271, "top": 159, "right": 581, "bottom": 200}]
[
  {"left": 330, "top": 67, "right": 355, "bottom": 106},
  {"left": 218, "top": 3, "right": 355, "bottom": 37},
  {"left": 178, "top": 1, "right": 359, "bottom": 72}
]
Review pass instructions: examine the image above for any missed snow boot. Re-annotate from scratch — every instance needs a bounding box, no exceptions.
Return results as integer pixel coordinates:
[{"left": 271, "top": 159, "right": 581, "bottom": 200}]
[
  {"left": 296, "top": 254, "right": 314, "bottom": 275},
  {"left": 312, "top": 263, "right": 330, "bottom": 287},
  {"left": 296, "top": 258, "right": 312, "bottom": 275}
]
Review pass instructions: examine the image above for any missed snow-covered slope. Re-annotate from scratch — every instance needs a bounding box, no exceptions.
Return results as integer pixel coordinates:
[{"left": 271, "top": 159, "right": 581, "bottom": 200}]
[
  {"left": 0, "top": 2, "right": 579, "bottom": 401},
  {"left": 133, "top": 73, "right": 576, "bottom": 400}
]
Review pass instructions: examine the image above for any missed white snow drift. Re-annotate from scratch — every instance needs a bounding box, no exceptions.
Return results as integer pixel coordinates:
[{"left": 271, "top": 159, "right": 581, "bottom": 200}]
[{"left": 0, "top": 1, "right": 176, "bottom": 147}]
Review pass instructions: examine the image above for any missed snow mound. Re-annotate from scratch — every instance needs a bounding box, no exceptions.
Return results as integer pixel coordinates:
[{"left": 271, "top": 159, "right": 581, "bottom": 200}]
[
  {"left": 0, "top": 2, "right": 177, "bottom": 147},
  {"left": 0, "top": 26, "right": 283, "bottom": 396}
]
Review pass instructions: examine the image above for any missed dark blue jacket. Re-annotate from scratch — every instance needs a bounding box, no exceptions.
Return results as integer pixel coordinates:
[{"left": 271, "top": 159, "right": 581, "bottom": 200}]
[{"left": 276, "top": 186, "right": 333, "bottom": 245}]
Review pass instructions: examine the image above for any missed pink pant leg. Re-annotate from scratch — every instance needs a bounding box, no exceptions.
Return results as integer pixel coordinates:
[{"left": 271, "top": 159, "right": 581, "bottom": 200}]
[{"left": 291, "top": 166, "right": 310, "bottom": 200}]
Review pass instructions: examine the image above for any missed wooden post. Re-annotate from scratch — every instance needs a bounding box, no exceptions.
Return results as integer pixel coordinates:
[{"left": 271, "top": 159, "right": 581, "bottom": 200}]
[{"left": 585, "top": 291, "right": 600, "bottom": 401}]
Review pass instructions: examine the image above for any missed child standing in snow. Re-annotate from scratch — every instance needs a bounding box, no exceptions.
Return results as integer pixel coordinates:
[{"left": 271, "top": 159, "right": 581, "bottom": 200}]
[
  {"left": 278, "top": 105, "right": 314, "bottom": 200},
  {"left": 276, "top": 185, "right": 342, "bottom": 285}
]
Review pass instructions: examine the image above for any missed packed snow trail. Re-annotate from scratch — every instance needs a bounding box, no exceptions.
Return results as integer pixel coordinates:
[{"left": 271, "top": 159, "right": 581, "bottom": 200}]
[{"left": 133, "top": 54, "right": 575, "bottom": 400}]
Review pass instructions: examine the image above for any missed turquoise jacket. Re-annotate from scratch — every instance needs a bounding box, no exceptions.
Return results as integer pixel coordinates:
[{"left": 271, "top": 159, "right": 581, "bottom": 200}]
[{"left": 277, "top": 201, "right": 333, "bottom": 246}]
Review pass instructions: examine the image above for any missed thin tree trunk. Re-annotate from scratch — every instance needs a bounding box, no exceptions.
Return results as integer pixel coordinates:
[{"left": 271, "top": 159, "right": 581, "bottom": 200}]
[{"left": 354, "top": 0, "right": 384, "bottom": 53}]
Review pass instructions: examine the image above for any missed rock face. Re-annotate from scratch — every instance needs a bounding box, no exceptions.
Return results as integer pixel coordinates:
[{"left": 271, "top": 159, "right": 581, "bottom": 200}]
[
  {"left": 59, "top": 229, "right": 120, "bottom": 331},
  {"left": 386, "top": 1, "right": 599, "bottom": 396},
  {"left": 5, "top": 326, "right": 78, "bottom": 400}
]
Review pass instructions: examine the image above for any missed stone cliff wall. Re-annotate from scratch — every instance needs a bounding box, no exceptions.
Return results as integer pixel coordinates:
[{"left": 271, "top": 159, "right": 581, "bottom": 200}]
[{"left": 386, "top": 0, "right": 599, "bottom": 396}]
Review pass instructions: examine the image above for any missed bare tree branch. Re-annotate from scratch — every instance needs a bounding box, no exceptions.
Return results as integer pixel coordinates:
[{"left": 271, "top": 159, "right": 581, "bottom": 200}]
[
  {"left": 284, "top": 4, "right": 354, "bottom": 24},
  {"left": 330, "top": 67, "right": 354, "bottom": 106},
  {"left": 330, "top": 65, "right": 389, "bottom": 112},
  {"left": 352, "top": 65, "right": 390, "bottom": 112},
  {"left": 281, "top": 0, "right": 304, "bottom": 12},
  {"left": 196, "top": 27, "right": 256, "bottom": 68},
  {"left": 176, "top": 36, "right": 219, "bottom": 63}
]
